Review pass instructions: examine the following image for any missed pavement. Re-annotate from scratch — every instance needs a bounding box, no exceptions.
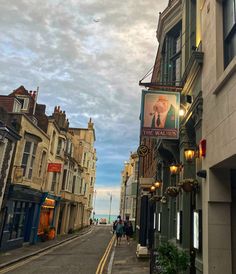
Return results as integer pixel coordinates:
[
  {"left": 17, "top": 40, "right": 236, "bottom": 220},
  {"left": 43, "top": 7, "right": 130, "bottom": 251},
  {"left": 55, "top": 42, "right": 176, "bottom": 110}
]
[
  {"left": 108, "top": 236, "right": 150, "bottom": 274},
  {"left": 0, "top": 226, "right": 150, "bottom": 274}
]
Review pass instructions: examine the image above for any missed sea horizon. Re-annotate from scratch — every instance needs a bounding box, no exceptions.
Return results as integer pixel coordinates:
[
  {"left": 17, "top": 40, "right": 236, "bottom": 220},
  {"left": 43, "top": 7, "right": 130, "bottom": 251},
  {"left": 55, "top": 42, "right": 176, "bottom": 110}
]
[{"left": 93, "top": 214, "right": 118, "bottom": 223}]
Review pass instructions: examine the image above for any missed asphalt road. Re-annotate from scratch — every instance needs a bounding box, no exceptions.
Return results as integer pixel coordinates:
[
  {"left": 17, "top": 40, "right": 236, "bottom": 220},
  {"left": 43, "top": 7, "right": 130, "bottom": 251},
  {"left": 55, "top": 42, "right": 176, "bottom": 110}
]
[{"left": 4, "top": 225, "right": 113, "bottom": 274}]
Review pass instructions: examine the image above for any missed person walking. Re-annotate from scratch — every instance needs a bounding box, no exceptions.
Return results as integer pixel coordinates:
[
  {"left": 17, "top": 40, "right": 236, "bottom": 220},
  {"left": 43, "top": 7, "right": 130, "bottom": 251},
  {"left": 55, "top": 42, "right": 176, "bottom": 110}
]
[
  {"left": 115, "top": 219, "right": 124, "bottom": 245},
  {"left": 124, "top": 217, "right": 133, "bottom": 245}
]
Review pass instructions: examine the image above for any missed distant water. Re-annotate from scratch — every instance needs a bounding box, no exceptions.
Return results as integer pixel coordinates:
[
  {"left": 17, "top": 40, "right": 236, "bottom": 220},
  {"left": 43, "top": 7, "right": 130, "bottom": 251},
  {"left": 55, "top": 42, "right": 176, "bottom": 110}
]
[{"left": 93, "top": 214, "right": 118, "bottom": 223}]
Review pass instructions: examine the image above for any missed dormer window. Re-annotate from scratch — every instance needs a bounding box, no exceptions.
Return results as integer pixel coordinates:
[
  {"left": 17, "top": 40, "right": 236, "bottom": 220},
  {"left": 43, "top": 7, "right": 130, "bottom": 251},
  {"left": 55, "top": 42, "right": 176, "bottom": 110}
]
[{"left": 16, "top": 96, "right": 29, "bottom": 111}]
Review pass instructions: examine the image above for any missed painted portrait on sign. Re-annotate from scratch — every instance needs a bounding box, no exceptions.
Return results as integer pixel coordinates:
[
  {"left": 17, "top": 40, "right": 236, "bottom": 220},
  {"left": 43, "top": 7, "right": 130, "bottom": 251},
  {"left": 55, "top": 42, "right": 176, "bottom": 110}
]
[{"left": 141, "top": 90, "right": 180, "bottom": 139}]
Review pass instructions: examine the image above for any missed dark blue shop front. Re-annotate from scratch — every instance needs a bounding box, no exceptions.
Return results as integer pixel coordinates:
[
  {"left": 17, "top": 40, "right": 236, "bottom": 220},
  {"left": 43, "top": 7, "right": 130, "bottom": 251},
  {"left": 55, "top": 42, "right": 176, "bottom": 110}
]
[{"left": 0, "top": 185, "right": 43, "bottom": 251}]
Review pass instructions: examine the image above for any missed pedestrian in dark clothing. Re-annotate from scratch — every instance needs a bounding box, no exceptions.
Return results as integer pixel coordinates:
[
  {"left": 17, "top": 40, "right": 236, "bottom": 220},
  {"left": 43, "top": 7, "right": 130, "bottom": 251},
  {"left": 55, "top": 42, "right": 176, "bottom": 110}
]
[
  {"left": 124, "top": 217, "right": 133, "bottom": 245},
  {"left": 113, "top": 220, "right": 118, "bottom": 234}
]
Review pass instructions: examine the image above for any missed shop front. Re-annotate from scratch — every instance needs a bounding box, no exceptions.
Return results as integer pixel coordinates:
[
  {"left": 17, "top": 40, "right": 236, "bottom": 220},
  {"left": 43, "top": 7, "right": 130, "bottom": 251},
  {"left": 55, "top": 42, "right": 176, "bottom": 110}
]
[
  {"left": 37, "top": 195, "right": 60, "bottom": 241},
  {"left": 0, "top": 184, "right": 43, "bottom": 251}
]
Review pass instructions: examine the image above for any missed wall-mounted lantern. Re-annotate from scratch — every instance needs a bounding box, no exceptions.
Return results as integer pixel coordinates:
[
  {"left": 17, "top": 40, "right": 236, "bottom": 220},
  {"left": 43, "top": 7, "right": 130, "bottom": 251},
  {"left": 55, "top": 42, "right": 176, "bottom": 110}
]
[
  {"left": 184, "top": 148, "right": 196, "bottom": 162},
  {"left": 179, "top": 108, "right": 185, "bottom": 117},
  {"left": 169, "top": 163, "right": 182, "bottom": 175},
  {"left": 150, "top": 185, "right": 156, "bottom": 192},
  {"left": 154, "top": 180, "right": 162, "bottom": 189}
]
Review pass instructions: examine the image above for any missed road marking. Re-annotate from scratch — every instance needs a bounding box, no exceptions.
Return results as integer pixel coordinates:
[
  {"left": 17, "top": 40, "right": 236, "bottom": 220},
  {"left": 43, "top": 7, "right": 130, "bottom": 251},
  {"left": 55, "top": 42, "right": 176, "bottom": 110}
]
[
  {"left": 96, "top": 235, "right": 115, "bottom": 274},
  {"left": 0, "top": 229, "right": 94, "bottom": 273},
  {"left": 107, "top": 245, "right": 115, "bottom": 274}
]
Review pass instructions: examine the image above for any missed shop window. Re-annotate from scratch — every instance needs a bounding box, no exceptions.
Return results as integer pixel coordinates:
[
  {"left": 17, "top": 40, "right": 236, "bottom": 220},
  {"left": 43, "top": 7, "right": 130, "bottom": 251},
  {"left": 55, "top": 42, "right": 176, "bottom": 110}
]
[
  {"left": 9, "top": 201, "right": 27, "bottom": 239},
  {"left": 223, "top": 0, "right": 236, "bottom": 67},
  {"left": 38, "top": 199, "right": 55, "bottom": 236},
  {"left": 21, "top": 141, "right": 37, "bottom": 179}
]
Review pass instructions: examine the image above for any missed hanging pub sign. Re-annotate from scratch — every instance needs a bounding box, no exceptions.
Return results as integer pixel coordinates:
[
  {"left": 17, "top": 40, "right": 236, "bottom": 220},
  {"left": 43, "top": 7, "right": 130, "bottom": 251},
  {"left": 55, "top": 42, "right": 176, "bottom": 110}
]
[{"left": 140, "top": 90, "right": 180, "bottom": 139}]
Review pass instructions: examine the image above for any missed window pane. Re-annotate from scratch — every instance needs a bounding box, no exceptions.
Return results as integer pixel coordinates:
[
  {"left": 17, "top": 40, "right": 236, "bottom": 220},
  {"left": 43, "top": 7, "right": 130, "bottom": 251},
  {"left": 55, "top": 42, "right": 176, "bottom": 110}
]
[
  {"left": 22, "top": 153, "right": 29, "bottom": 166},
  {"left": 39, "top": 152, "right": 46, "bottom": 177},
  {"left": 51, "top": 173, "right": 57, "bottom": 191},
  {"left": 223, "top": 0, "right": 236, "bottom": 38},
  {"left": 32, "top": 144, "right": 37, "bottom": 155},
  {"left": 224, "top": 0, "right": 236, "bottom": 66},
  {"left": 30, "top": 155, "right": 35, "bottom": 168},
  {"left": 56, "top": 139, "right": 62, "bottom": 155},
  {"left": 175, "top": 57, "right": 181, "bottom": 83},
  {"left": 28, "top": 168, "right": 32, "bottom": 179},
  {"left": 176, "top": 35, "right": 181, "bottom": 53},
  {"left": 24, "top": 142, "right": 31, "bottom": 153}
]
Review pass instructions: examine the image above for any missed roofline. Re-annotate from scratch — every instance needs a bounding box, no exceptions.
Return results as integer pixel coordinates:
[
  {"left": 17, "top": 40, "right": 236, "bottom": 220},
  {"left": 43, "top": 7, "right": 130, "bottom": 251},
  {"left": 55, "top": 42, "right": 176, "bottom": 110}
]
[{"left": 8, "top": 112, "right": 50, "bottom": 140}]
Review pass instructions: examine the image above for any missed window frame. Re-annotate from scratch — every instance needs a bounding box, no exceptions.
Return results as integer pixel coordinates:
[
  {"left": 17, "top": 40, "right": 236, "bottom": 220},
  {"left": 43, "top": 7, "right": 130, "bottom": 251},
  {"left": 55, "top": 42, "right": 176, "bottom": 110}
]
[
  {"left": 223, "top": 0, "right": 236, "bottom": 67},
  {"left": 21, "top": 141, "right": 37, "bottom": 179},
  {"left": 39, "top": 151, "right": 47, "bottom": 177},
  {"left": 51, "top": 172, "right": 57, "bottom": 192}
]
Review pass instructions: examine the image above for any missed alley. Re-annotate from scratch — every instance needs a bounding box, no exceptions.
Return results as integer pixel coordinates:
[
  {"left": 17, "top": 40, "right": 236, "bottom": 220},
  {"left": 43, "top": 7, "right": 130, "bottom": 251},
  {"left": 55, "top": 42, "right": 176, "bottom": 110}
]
[{"left": 0, "top": 226, "right": 113, "bottom": 274}]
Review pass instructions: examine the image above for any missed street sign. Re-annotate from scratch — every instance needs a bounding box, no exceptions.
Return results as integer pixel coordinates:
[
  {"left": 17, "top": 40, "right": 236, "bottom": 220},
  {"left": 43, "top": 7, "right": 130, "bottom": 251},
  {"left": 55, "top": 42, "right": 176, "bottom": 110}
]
[
  {"left": 47, "top": 163, "right": 62, "bottom": 172},
  {"left": 137, "top": 145, "right": 149, "bottom": 157}
]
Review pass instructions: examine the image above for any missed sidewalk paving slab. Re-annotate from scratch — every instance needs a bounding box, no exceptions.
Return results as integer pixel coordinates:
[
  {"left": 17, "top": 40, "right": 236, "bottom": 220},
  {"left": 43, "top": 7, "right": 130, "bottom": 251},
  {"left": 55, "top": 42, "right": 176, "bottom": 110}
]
[{"left": 110, "top": 237, "right": 150, "bottom": 274}]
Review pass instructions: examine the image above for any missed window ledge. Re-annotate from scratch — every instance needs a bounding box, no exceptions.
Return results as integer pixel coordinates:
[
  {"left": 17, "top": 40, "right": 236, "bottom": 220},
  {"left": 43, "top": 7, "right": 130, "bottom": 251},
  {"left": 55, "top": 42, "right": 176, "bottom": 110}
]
[
  {"left": 181, "top": 51, "right": 204, "bottom": 86},
  {"left": 212, "top": 57, "right": 236, "bottom": 95}
]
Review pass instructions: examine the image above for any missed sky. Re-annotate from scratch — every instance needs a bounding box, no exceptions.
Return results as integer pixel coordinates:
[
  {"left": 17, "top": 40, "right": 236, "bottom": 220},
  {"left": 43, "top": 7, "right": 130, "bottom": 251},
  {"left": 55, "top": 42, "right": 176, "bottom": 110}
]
[{"left": 0, "top": 0, "right": 168, "bottom": 215}]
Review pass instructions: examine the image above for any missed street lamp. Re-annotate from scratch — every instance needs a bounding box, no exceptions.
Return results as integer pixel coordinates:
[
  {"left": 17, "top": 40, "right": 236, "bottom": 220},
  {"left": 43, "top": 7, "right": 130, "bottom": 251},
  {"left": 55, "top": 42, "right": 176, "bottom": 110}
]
[
  {"left": 93, "top": 190, "right": 97, "bottom": 221},
  {"left": 108, "top": 192, "right": 112, "bottom": 224},
  {"left": 123, "top": 171, "right": 129, "bottom": 220}
]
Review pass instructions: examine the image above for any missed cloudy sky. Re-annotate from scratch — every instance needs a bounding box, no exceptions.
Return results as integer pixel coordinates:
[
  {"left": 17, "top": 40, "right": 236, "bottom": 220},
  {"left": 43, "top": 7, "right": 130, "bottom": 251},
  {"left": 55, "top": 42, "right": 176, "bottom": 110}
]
[{"left": 0, "top": 0, "right": 168, "bottom": 215}]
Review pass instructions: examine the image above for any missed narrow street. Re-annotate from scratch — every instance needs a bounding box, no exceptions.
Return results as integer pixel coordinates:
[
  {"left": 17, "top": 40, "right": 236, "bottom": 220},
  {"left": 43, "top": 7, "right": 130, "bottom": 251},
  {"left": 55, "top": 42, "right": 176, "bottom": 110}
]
[{"left": 0, "top": 226, "right": 113, "bottom": 274}]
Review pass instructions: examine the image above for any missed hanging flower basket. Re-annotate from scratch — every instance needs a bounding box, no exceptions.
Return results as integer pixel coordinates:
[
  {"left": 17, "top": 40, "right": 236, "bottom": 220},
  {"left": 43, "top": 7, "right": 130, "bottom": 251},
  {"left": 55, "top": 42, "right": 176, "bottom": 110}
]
[
  {"left": 160, "top": 196, "right": 167, "bottom": 204},
  {"left": 179, "top": 179, "right": 198, "bottom": 193},
  {"left": 165, "top": 186, "right": 179, "bottom": 197}
]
